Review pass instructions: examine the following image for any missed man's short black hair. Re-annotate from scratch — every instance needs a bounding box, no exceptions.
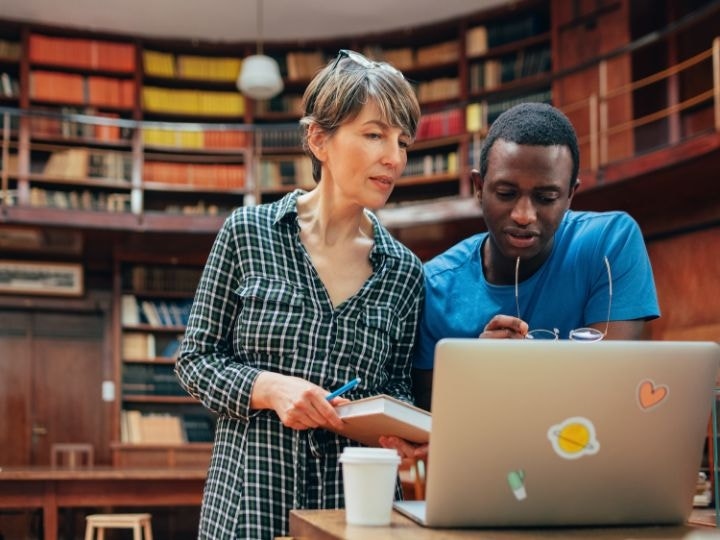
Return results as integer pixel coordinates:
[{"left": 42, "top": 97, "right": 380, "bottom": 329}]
[{"left": 479, "top": 102, "right": 580, "bottom": 188}]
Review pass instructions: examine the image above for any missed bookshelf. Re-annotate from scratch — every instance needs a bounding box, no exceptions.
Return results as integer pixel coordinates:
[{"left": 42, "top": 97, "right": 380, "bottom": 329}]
[
  {"left": 139, "top": 42, "right": 256, "bottom": 216},
  {"left": 112, "top": 253, "right": 214, "bottom": 467}
]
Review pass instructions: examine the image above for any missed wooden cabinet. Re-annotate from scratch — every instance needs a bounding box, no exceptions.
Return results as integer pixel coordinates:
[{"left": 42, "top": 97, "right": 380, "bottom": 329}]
[{"left": 112, "top": 253, "right": 214, "bottom": 467}]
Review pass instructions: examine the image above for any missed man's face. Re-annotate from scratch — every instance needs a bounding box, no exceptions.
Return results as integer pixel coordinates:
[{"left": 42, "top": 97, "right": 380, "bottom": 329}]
[{"left": 475, "top": 139, "right": 576, "bottom": 264}]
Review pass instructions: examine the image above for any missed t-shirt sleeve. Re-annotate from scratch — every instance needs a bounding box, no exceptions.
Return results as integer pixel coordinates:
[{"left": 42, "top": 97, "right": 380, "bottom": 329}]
[{"left": 593, "top": 213, "right": 660, "bottom": 322}]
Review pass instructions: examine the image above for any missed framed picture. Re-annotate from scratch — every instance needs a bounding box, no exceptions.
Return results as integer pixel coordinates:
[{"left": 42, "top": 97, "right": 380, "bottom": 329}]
[{"left": 0, "top": 260, "right": 84, "bottom": 296}]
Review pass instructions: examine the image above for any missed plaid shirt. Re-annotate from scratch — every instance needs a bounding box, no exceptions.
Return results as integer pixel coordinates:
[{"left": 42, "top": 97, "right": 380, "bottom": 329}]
[{"left": 176, "top": 190, "right": 424, "bottom": 539}]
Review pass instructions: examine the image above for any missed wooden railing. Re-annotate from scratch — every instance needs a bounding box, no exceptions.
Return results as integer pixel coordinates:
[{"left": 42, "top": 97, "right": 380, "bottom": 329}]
[{"left": 560, "top": 36, "right": 719, "bottom": 182}]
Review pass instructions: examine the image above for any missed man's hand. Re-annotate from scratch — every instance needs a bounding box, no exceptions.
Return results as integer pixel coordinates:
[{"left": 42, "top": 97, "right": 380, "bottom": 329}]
[
  {"left": 480, "top": 314, "right": 529, "bottom": 339},
  {"left": 379, "top": 435, "right": 428, "bottom": 461}
]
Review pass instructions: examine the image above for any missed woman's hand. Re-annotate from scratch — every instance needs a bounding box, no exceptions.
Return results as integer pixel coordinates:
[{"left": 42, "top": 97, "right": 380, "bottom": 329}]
[
  {"left": 378, "top": 435, "right": 428, "bottom": 461},
  {"left": 479, "top": 314, "right": 528, "bottom": 339},
  {"left": 252, "top": 372, "right": 349, "bottom": 431}
]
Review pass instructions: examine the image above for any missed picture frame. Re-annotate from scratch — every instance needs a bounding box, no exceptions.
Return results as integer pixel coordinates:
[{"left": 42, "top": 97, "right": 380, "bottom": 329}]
[{"left": 0, "top": 260, "right": 84, "bottom": 296}]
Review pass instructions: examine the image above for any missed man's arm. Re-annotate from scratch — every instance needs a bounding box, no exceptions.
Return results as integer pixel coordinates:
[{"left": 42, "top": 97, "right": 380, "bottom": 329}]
[
  {"left": 593, "top": 319, "right": 647, "bottom": 340},
  {"left": 412, "top": 368, "right": 434, "bottom": 412}
]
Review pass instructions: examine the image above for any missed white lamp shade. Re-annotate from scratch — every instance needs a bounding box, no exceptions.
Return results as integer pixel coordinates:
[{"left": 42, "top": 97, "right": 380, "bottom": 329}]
[{"left": 237, "top": 54, "right": 284, "bottom": 100}]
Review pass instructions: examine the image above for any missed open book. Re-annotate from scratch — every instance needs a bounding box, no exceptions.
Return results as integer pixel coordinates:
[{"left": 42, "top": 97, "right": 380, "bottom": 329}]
[{"left": 330, "top": 394, "right": 431, "bottom": 447}]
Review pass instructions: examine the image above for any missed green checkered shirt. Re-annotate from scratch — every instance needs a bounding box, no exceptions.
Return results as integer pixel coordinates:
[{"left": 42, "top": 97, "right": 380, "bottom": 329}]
[{"left": 176, "top": 190, "right": 424, "bottom": 539}]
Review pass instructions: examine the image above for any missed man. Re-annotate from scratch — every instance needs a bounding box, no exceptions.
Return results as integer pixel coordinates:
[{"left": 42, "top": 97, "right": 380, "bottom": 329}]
[{"left": 380, "top": 102, "right": 659, "bottom": 459}]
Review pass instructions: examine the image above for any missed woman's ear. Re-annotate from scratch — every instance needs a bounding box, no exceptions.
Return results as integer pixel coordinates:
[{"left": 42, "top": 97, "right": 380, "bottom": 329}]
[{"left": 306, "top": 123, "right": 328, "bottom": 162}]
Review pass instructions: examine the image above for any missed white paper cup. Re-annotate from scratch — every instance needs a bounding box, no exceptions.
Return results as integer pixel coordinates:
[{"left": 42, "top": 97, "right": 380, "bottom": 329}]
[{"left": 339, "top": 447, "right": 401, "bottom": 526}]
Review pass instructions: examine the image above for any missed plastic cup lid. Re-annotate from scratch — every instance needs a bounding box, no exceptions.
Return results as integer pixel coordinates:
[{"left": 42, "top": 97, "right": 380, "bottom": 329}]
[{"left": 339, "top": 447, "right": 401, "bottom": 464}]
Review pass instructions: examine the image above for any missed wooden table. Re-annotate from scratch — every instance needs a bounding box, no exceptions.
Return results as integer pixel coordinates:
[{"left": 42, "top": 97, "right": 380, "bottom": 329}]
[
  {"left": 289, "top": 509, "right": 716, "bottom": 539},
  {"left": 0, "top": 466, "right": 206, "bottom": 540}
]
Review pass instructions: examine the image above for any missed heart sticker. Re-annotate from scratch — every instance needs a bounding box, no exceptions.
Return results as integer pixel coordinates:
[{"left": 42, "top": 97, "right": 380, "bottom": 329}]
[{"left": 637, "top": 379, "right": 669, "bottom": 411}]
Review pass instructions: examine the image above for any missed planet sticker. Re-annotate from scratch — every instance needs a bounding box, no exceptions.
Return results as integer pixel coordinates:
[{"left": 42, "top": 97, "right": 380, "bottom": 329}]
[{"left": 547, "top": 416, "right": 599, "bottom": 460}]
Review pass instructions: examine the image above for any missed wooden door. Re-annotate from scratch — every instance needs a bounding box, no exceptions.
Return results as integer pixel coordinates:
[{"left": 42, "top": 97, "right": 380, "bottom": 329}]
[
  {"left": 0, "top": 311, "right": 32, "bottom": 466},
  {"left": 0, "top": 309, "right": 106, "bottom": 466}
]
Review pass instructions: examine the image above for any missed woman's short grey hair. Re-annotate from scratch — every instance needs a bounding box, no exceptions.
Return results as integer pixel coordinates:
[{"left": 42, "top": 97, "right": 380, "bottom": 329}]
[{"left": 299, "top": 51, "right": 421, "bottom": 182}]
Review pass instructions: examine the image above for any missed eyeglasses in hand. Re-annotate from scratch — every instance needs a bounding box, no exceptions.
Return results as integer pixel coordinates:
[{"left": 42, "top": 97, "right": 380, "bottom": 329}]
[{"left": 515, "top": 256, "right": 613, "bottom": 342}]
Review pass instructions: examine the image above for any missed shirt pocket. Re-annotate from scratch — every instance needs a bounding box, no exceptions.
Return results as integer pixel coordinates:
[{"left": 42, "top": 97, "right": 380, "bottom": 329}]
[
  {"left": 234, "top": 277, "right": 304, "bottom": 362},
  {"left": 352, "top": 305, "right": 402, "bottom": 370}
]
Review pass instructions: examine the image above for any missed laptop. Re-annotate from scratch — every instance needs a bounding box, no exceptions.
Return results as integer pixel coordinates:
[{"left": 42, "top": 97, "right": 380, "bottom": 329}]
[{"left": 394, "top": 339, "right": 719, "bottom": 528}]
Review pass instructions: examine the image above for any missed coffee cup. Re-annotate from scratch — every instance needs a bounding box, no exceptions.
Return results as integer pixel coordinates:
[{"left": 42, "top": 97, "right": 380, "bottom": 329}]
[{"left": 339, "top": 447, "right": 401, "bottom": 526}]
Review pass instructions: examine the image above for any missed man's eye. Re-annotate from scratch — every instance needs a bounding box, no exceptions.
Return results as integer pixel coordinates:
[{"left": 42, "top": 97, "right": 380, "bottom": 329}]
[
  {"left": 496, "top": 191, "right": 515, "bottom": 200},
  {"left": 536, "top": 193, "right": 560, "bottom": 204}
]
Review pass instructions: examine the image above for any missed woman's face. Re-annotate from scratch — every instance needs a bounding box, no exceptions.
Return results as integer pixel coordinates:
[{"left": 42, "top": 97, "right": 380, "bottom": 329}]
[{"left": 318, "top": 100, "right": 412, "bottom": 210}]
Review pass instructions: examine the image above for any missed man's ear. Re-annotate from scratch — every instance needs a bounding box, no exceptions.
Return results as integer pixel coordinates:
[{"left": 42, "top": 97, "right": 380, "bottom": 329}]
[
  {"left": 471, "top": 169, "right": 483, "bottom": 203},
  {"left": 568, "top": 178, "right": 580, "bottom": 203},
  {"left": 306, "top": 123, "right": 327, "bottom": 162}
]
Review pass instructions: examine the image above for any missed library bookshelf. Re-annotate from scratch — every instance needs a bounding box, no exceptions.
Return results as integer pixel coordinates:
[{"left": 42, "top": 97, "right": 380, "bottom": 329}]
[
  {"left": 1, "top": 0, "right": 718, "bottom": 472},
  {"left": 112, "top": 251, "right": 214, "bottom": 467}
]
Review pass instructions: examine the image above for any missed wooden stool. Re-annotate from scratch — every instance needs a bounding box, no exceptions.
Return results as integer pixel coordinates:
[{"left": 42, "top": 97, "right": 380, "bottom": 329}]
[{"left": 84, "top": 513, "right": 153, "bottom": 540}]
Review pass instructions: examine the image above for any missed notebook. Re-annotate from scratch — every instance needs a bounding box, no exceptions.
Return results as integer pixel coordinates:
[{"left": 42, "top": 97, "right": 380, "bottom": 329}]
[{"left": 394, "top": 339, "right": 719, "bottom": 528}]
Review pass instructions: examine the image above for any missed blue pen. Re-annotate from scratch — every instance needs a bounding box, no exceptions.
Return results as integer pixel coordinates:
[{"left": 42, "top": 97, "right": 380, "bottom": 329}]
[{"left": 326, "top": 377, "right": 361, "bottom": 400}]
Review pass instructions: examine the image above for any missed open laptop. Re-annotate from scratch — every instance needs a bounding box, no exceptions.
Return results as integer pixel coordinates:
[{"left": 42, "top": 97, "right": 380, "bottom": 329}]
[{"left": 394, "top": 339, "right": 719, "bottom": 528}]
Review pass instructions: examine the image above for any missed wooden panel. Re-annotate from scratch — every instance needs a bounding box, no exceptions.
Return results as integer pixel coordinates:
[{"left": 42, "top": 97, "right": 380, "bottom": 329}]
[
  {"left": 31, "top": 311, "right": 106, "bottom": 466},
  {"left": 552, "top": 0, "right": 634, "bottom": 165},
  {"left": 0, "top": 311, "right": 32, "bottom": 466},
  {"left": 645, "top": 227, "right": 720, "bottom": 340}
]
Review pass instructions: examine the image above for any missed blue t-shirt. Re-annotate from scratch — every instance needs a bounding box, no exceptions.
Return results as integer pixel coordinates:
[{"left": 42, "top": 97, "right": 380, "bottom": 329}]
[{"left": 413, "top": 210, "right": 660, "bottom": 369}]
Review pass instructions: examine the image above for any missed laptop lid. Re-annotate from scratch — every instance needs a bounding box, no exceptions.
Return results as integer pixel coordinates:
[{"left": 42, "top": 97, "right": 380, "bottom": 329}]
[{"left": 406, "top": 339, "right": 718, "bottom": 528}]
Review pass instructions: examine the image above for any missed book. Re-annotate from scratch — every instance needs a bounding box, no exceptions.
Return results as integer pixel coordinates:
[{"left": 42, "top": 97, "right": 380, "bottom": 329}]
[{"left": 331, "top": 394, "right": 431, "bottom": 447}]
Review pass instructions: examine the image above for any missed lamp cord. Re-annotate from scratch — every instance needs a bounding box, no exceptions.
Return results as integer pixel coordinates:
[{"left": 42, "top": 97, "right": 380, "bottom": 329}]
[{"left": 256, "top": 0, "right": 264, "bottom": 55}]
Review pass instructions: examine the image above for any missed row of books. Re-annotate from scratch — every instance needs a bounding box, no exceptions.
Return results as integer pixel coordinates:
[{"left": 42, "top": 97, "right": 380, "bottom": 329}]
[
  {"left": 123, "top": 363, "right": 185, "bottom": 396},
  {"left": 471, "top": 46, "right": 551, "bottom": 92},
  {"left": 254, "top": 94, "right": 304, "bottom": 116},
  {"left": 42, "top": 148, "right": 132, "bottom": 181},
  {"left": 416, "top": 40, "right": 459, "bottom": 66},
  {"left": 143, "top": 161, "right": 246, "bottom": 189},
  {"left": 142, "top": 87, "right": 245, "bottom": 116},
  {"left": 120, "top": 410, "right": 214, "bottom": 444},
  {"left": 0, "top": 72, "right": 19, "bottom": 98},
  {"left": 29, "top": 187, "right": 131, "bottom": 212},
  {"left": 122, "top": 294, "right": 194, "bottom": 327},
  {"left": 143, "top": 50, "right": 242, "bottom": 82},
  {"left": 30, "top": 71, "right": 135, "bottom": 108},
  {"left": 258, "top": 156, "right": 314, "bottom": 190},
  {"left": 256, "top": 125, "right": 303, "bottom": 149},
  {"left": 415, "top": 107, "right": 465, "bottom": 141},
  {"left": 30, "top": 108, "right": 131, "bottom": 141},
  {"left": 486, "top": 88, "right": 552, "bottom": 124},
  {"left": 402, "top": 151, "right": 459, "bottom": 178},
  {"left": 153, "top": 200, "right": 228, "bottom": 216},
  {"left": 122, "top": 332, "right": 184, "bottom": 360},
  {"left": 124, "top": 265, "right": 203, "bottom": 294},
  {"left": 285, "top": 50, "right": 326, "bottom": 81},
  {"left": 0, "top": 39, "right": 21, "bottom": 60},
  {"left": 466, "top": 13, "right": 547, "bottom": 57},
  {"left": 416, "top": 77, "right": 460, "bottom": 104},
  {"left": 29, "top": 34, "right": 136, "bottom": 72},
  {"left": 142, "top": 127, "right": 251, "bottom": 150}
]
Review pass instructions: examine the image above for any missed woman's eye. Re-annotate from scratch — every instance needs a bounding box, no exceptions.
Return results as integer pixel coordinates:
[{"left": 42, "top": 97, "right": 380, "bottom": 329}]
[{"left": 366, "top": 132, "right": 382, "bottom": 140}]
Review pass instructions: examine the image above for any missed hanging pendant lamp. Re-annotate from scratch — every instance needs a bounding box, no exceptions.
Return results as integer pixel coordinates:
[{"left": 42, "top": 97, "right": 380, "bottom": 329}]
[{"left": 237, "top": 0, "right": 284, "bottom": 100}]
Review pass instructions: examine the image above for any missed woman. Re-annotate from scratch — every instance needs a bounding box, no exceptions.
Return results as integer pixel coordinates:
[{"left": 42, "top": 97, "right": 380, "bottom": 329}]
[{"left": 176, "top": 49, "right": 423, "bottom": 539}]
